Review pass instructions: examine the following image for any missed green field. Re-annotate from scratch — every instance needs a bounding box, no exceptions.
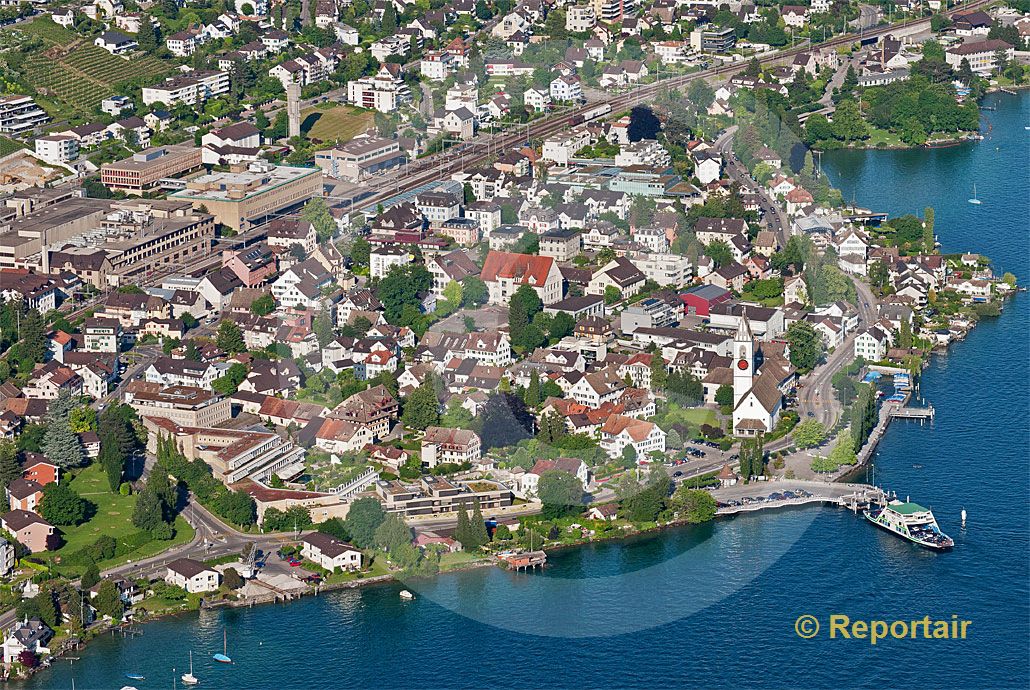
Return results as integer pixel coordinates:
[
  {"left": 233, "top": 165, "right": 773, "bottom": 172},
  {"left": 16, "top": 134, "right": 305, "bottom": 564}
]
[
  {"left": 0, "top": 136, "right": 25, "bottom": 156},
  {"left": 4, "top": 18, "right": 172, "bottom": 114},
  {"left": 47, "top": 464, "right": 195, "bottom": 575},
  {"left": 301, "top": 104, "right": 373, "bottom": 144}
]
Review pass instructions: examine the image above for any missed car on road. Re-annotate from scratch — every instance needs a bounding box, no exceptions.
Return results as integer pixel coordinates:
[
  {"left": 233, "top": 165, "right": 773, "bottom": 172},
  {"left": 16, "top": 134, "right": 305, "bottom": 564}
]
[
  {"left": 807, "top": 411, "right": 815, "bottom": 417},
  {"left": 673, "top": 471, "right": 683, "bottom": 477}
]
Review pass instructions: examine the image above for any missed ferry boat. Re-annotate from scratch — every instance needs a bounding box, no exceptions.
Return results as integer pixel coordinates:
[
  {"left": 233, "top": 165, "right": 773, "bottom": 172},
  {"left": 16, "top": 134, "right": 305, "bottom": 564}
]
[{"left": 865, "top": 500, "right": 954, "bottom": 550}]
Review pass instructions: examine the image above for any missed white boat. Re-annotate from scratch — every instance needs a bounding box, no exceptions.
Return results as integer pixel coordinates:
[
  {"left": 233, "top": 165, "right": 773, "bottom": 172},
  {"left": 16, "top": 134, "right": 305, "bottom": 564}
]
[
  {"left": 865, "top": 500, "right": 954, "bottom": 550},
  {"left": 968, "top": 184, "right": 981, "bottom": 205},
  {"left": 182, "top": 650, "right": 200, "bottom": 685},
  {"left": 399, "top": 590, "right": 414, "bottom": 600}
]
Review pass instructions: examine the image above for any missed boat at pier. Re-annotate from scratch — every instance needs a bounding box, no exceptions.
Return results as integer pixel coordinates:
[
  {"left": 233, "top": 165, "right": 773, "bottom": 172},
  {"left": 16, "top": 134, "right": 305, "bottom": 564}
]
[{"left": 865, "top": 500, "right": 954, "bottom": 550}]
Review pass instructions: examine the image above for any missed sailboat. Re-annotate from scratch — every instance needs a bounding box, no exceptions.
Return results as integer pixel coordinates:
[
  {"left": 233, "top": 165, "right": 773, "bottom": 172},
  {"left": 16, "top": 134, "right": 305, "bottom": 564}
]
[
  {"left": 181, "top": 650, "right": 200, "bottom": 685},
  {"left": 213, "top": 629, "right": 232, "bottom": 664},
  {"left": 968, "top": 184, "right": 982, "bottom": 205}
]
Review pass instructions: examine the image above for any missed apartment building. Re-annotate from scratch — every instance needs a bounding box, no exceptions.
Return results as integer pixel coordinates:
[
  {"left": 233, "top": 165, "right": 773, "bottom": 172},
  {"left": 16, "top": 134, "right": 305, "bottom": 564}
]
[
  {"left": 141, "top": 70, "right": 230, "bottom": 106},
  {"left": 100, "top": 145, "right": 203, "bottom": 194},
  {"left": 124, "top": 382, "right": 232, "bottom": 427},
  {"left": 0, "top": 95, "right": 48, "bottom": 135}
]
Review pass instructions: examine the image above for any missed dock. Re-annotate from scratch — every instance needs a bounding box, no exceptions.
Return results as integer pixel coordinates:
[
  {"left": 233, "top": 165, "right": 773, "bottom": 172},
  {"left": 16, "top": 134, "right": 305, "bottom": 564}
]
[
  {"left": 889, "top": 405, "right": 935, "bottom": 420},
  {"left": 499, "top": 551, "right": 547, "bottom": 571}
]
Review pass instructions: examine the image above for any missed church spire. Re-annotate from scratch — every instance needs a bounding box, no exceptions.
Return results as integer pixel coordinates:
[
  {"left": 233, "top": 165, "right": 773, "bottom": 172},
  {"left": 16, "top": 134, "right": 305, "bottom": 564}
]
[{"left": 735, "top": 307, "right": 754, "bottom": 343}]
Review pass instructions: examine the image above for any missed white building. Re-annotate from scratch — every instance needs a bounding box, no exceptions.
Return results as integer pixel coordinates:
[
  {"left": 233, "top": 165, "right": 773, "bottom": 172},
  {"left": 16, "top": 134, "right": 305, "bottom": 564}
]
[
  {"left": 34, "top": 135, "right": 79, "bottom": 164},
  {"left": 599, "top": 414, "right": 666, "bottom": 461},
  {"left": 370, "top": 246, "right": 412, "bottom": 279},
  {"left": 165, "top": 558, "right": 220, "bottom": 593},
  {"left": 301, "top": 532, "right": 362, "bottom": 572}
]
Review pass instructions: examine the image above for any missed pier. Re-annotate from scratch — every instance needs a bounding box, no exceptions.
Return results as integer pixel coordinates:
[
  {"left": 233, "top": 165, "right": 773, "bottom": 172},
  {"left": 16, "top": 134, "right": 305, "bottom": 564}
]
[
  {"left": 889, "top": 405, "right": 935, "bottom": 420},
  {"left": 500, "top": 551, "right": 547, "bottom": 571}
]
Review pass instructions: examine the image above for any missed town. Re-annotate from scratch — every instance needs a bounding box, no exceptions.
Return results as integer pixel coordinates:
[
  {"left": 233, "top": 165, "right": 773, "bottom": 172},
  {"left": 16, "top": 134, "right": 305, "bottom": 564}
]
[{"left": 0, "top": 0, "right": 1023, "bottom": 677}]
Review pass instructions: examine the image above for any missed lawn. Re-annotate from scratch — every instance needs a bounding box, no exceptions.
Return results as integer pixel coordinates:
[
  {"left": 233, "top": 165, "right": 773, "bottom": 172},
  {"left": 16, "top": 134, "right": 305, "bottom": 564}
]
[
  {"left": 301, "top": 104, "right": 373, "bottom": 144},
  {"left": 47, "top": 464, "right": 195, "bottom": 575},
  {"left": 439, "top": 551, "right": 489, "bottom": 571}
]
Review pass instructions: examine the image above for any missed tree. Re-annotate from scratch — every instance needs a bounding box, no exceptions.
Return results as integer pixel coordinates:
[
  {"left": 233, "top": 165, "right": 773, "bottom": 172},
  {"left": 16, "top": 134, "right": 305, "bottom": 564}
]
[
  {"left": 69, "top": 406, "right": 96, "bottom": 433},
  {"left": 35, "top": 588, "right": 58, "bottom": 628},
  {"left": 793, "top": 419, "right": 827, "bottom": 448},
  {"left": 94, "top": 580, "right": 123, "bottom": 619},
  {"left": 222, "top": 567, "right": 244, "bottom": 590},
  {"left": 649, "top": 354, "right": 667, "bottom": 391},
  {"left": 537, "top": 470, "right": 584, "bottom": 519},
  {"left": 211, "top": 491, "right": 257, "bottom": 526},
  {"left": 318, "top": 517, "right": 350, "bottom": 541},
  {"left": 627, "top": 106, "right": 661, "bottom": 142},
  {"left": 672, "top": 487, "right": 717, "bottom": 523},
  {"left": 351, "top": 237, "right": 371, "bottom": 268},
  {"left": 922, "top": 206, "right": 935, "bottom": 253},
  {"left": 828, "top": 431, "right": 856, "bottom": 466},
  {"left": 461, "top": 276, "right": 488, "bottom": 307},
  {"left": 345, "top": 496, "right": 386, "bottom": 548},
  {"left": 80, "top": 562, "right": 101, "bottom": 589},
  {"left": 738, "top": 435, "right": 765, "bottom": 480},
  {"left": 216, "top": 320, "right": 246, "bottom": 354},
  {"left": 132, "top": 486, "right": 165, "bottom": 531},
  {"left": 714, "top": 384, "right": 734, "bottom": 408},
  {"left": 313, "top": 307, "right": 334, "bottom": 347},
  {"left": 250, "top": 293, "right": 275, "bottom": 316},
  {"left": 0, "top": 441, "right": 19, "bottom": 492},
  {"left": 603, "top": 285, "right": 622, "bottom": 305},
  {"left": 211, "top": 362, "right": 248, "bottom": 396},
  {"left": 40, "top": 390, "right": 84, "bottom": 468},
  {"left": 375, "top": 513, "right": 413, "bottom": 554},
  {"left": 704, "top": 240, "right": 733, "bottom": 268},
  {"left": 302, "top": 197, "right": 337, "bottom": 244},
  {"left": 441, "top": 397, "right": 474, "bottom": 429},
  {"left": 786, "top": 321, "right": 822, "bottom": 372},
  {"left": 492, "top": 523, "right": 512, "bottom": 541},
  {"left": 525, "top": 370, "right": 541, "bottom": 408},
  {"left": 831, "top": 99, "right": 868, "bottom": 142},
  {"left": 40, "top": 482, "right": 89, "bottom": 525},
  {"left": 402, "top": 379, "right": 439, "bottom": 430},
  {"left": 478, "top": 393, "right": 534, "bottom": 450}
]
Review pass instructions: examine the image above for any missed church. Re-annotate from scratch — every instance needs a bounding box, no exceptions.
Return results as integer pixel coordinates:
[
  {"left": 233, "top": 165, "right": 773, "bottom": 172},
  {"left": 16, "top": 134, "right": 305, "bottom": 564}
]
[{"left": 732, "top": 311, "right": 786, "bottom": 436}]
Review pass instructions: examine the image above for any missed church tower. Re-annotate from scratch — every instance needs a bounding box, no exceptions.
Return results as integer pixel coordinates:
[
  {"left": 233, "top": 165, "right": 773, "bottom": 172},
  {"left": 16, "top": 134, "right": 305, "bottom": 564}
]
[{"left": 733, "top": 309, "right": 755, "bottom": 406}]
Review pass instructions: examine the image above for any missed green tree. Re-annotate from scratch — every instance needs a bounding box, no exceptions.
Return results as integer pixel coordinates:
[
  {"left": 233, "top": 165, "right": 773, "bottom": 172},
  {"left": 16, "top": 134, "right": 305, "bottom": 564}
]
[
  {"left": 223, "top": 567, "right": 244, "bottom": 590},
  {"left": 210, "top": 491, "right": 257, "bottom": 526},
  {"left": 671, "top": 486, "right": 717, "bottom": 523},
  {"left": 94, "top": 580, "right": 123, "bottom": 619},
  {"left": 351, "top": 237, "right": 371, "bottom": 268},
  {"left": 441, "top": 397, "right": 474, "bottom": 429},
  {"left": 786, "top": 321, "right": 822, "bottom": 372},
  {"left": 402, "top": 380, "right": 439, "bottom": 430},
  {"left": 40, "top": 391, "right": 85, "bottom": 468},
  {"left": 344, "top": 496, "right": 386, "bottom": 548},
  {"left": 714, "top": 384, "right": 734, "bottom": 408},
  {"left": 313, "top": 306, "right": 334, "bottom": 347},
  {"left": 525, "top": 370, "right": 542, "bottom": 408},
  {"left": 830, "top": 99, "right": 868, "bottom": 142},
  {"left": 828, "top": 431, "right": 856, "bottom": 466},
  {"left": 40, "top": 482, "right": 89, "bottom": 525},
  {"left": 704, "top": 240, "right": 733, "bottom": 268},
  {"left": 250, "top": 293, "right": 275, "bottom": 316},
  {"left": 301, "top": 197, "right": 337, "bottom": 244},
  {"left": 132, "top": 487, "right": 165, "bottom": 531},
  {"left": 922, "top": 206, "right": 935, "bottom": 253},
  {"left": 216, "top": 320, "right": 246, "bottom": 354},
  {"left": 211, "top": 362, "right": 248, "bottom": 396},
  {"left": 80, "top": 562, "right": 101, "bottom": 589},
  {"left": 793, "top": 419, "right": 827, "bottom": 448},
  {"left": 35, "top": 588, "right": 58, "bottom": 628},
  {"left": 649, "top": 354, "right": 667, "bottom": 391},
  {"left": 0, "top": 441, "right": 19, "bottom": 492},
  {"left": 374, "top": 513, "right": 413, "bottom": 553},
  {"left": 461, "top": 276, "right": 488, "bottom": 307},
  {"left": 604, "top": 285, "right": 622, "bottom": 305},
  {"left": 537, "top": 470, "right": 584, "bottom": 519}
]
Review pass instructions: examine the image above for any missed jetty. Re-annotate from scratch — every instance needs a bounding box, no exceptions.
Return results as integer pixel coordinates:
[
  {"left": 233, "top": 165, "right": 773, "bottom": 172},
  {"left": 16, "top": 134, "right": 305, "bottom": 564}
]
[
  {"left": 889, "top": 405, "right": 935, "bottom": 420},
  {"left": 499, "top": 551, "right": 547, "bottom": 571},
  {"left": 714, "top": 481, "right": 885, "bottom": 515}
]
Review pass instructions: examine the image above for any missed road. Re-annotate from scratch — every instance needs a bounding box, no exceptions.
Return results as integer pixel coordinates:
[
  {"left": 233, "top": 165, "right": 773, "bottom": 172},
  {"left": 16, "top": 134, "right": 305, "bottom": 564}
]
[{"left": 714, "top": 126, "right": 791, "bottom": 247}]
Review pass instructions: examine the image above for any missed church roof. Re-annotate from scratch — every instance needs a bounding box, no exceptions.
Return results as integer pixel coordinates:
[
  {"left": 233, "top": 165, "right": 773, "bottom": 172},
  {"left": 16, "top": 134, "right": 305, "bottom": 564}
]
[{"left": 734, "top": 371, "right": 782, "bottom": 414}]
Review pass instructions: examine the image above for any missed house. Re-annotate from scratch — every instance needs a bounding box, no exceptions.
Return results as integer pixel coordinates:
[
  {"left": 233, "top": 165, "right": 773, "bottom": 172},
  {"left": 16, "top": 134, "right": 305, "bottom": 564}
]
[
  {"left": 550, "top": 75, "right": 583, "bottom": 103},
  {"left": 0, "top": 510, "right": 56, "bottom": 553},
  {"left": 22, "top": 459, "right": 59, "bottom": 487},
  {"left": 314, "top": 418, "right": 374, "bottom": 454},
  {"left": 300, "top": 532, "right": 362, "bottom": 572},
  {"left": 421, "top": 427, "right": 481, "bottom": 468},
  {"left": 587, "top": 257, "right": 646, "bottom": 299},
  {"left": 202, "top": 122, "right": 262, "bottom": 166},
  {"left": 480, "top": 251, "right": 563, "bottom": 305},
  {"left": 520, "top": 457, "right": 590, "bottom": 496},
  {"left": 781, "top": 5, "right": 809, "bottom": 27},
  {"left": 586, "top": 503, "right": 618, "bottom": 521},
  {"left": 945, "top": 39, "right": 1014, "bottom": 75},
  {"left": 2, "top": 618, "right": 52, "bottom": 664},
  {"left": 94, "top": 31, "right": 137, "bottom": 55},
  {"left": 22, "top": 362, "right": 82, "bottom": 400},
  {"left": 854, "top": 325, "right": 892, "bottom": 361},
  {"left": 165, "top": 558, "right": 220, "bottom": 593},
  {"left": 599, "top": 415, "right": 666, "bottom": 461},
  {"left": 7, "top": 478, "right": 43, "bottom": 512}
]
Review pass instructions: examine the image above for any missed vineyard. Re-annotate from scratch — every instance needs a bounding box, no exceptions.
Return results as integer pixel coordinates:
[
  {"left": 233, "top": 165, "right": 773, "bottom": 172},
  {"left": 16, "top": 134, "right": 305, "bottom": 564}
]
[
  {"left": 0, "top": 136, "right": 25, "bottom": 157},
  {"left": 3, "top": 18, "right": 172, "bottom": 113}
]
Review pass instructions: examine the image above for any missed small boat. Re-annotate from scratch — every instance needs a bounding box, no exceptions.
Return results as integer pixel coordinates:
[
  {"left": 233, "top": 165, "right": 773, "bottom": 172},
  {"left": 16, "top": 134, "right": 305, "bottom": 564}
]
[
  {"left": 181, "top": 650, "right": 200, "bottom": 685},
  {"left": 865, "top": 500, "right": 954, "bottom": 550},
  {"left": 968, "top": 184, "right": 982, "bottom": 205},
  {"left": 399, "top": 590, "right": 414, "bottom": 600},
  {"left": 213, "top": 629, "right": 232, "bottom": 664},
  {"left": 125, "top": 674, "right": 146, "bottom": 681}
]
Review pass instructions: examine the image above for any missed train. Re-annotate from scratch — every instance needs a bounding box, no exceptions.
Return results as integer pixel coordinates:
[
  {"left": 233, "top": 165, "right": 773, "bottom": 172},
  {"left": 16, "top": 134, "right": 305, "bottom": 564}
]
[{"left": 568, "top": 103, "right": 612, "bottom": 126}]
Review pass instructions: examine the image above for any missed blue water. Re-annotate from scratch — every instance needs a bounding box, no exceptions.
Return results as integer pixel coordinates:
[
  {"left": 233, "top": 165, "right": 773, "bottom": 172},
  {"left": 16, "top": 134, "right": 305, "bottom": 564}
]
[{"left": 26, "top": 94, "right": 1030, "bottom": 690}]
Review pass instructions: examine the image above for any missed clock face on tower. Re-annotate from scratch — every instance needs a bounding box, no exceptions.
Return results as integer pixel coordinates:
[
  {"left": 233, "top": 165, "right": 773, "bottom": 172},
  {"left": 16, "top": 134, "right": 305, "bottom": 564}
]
[{"left": 737, "top": 359, "right": 749, "bottom": 371}]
